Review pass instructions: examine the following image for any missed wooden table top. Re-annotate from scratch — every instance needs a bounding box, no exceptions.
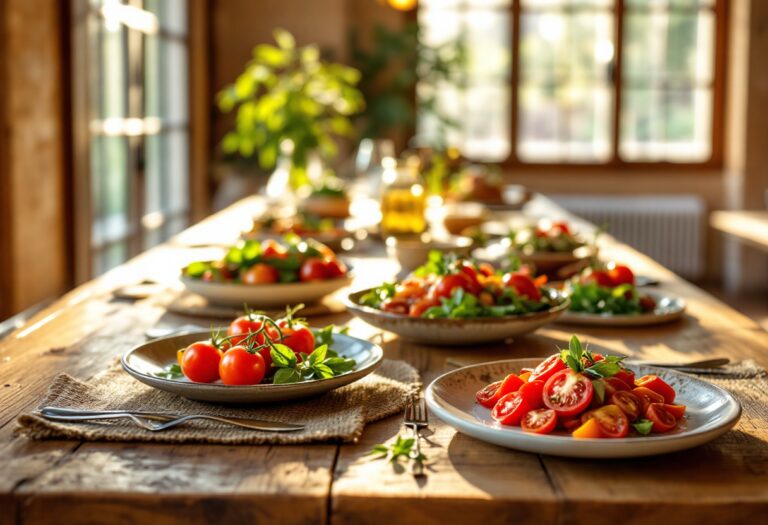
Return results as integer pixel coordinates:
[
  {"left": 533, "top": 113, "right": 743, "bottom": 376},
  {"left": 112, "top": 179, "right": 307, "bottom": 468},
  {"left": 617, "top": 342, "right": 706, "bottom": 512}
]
[
  {"left": 711, "top": 209, "right": 768, "bottom": 251},
  {"left": 2, "top": 196, "right": 768, "bottom": 525}
]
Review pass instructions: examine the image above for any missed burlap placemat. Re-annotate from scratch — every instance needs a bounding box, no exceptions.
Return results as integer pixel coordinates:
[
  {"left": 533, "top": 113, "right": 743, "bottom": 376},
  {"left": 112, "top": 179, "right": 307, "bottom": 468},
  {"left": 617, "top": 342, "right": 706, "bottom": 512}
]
[{"left": 15, "top": 359, "right": 420, "bottom": 445}]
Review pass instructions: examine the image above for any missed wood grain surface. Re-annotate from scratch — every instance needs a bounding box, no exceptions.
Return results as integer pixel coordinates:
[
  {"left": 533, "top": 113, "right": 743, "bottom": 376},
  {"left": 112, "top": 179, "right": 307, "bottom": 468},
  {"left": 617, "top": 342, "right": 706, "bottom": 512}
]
[{"left": 2, "top": 195, "right": 767, "bottom": 524}]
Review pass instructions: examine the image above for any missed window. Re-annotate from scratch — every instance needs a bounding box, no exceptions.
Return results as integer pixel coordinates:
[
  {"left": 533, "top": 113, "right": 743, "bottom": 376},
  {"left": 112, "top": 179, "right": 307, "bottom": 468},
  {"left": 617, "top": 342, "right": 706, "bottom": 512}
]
[
  {"left": 73, "top": 0, "right": 190, "bottom": 278},
  {"left": 417, "top": 0, "right": 724, "bottom": 165}
]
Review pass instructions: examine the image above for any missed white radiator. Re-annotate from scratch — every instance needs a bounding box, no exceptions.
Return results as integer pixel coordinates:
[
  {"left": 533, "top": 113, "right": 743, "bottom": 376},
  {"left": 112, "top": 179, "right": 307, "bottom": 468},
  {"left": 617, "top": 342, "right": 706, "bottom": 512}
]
[{"left": 548, "top": 194, "right": 705, "bottom": 279}]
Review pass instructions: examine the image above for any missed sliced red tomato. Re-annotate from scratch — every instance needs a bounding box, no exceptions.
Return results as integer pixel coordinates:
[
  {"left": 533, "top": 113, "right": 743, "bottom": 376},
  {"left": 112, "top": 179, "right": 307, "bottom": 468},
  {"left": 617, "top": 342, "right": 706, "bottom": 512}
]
[
  {"left": 572, "top": 418, "right": 603, "bottom": 439},
  {"left": 607, "top": 263, "right": 635, "bottom": 286},
  {"left": 543, "top": 369, "right": 594, "bottom": 417},
  {"left": 491, "top": 392, "right": 531, "bottom": 426},
  {"left": 518, "top": 380, "right": 545, "bottom": 409},
  {"left": 529, "top": 354, "right": 567, "bottom": 384},
  {"left": 603, "top": 377, "right": 632, "bottom": 398},
  {"left": 502, "top": 273, "right": 542, "bottom": 301},
  {"left": 592, "top": 404, "right": 630, "bottom": 438},
  {"left": 559, "top": 415, "right": 583, "bottom": 432},
  {"left": 632, "top": 386, "right": 666, "bottom": 413},
  {"left": 613, "top": 368, "right": 636, "bottom": 388},
  {"left": 432, "top": 274, "right": 473, "bottom": 300},
  {"left": 663, "top": 403, "right": 687, "bottom": 420},
  {"left": 634, "top": 374, "right": 676, "bottom": 404},
  {"left": 646, "top": 403, "right": 677, "bottom": 433},
  {"left": 408, "top": 297, "right": 438, "bottom": 318},
  {"left": 476, "top": 380, "right": 504, "bottom": 408},
  {"left": 381, "top": 298, "right": 409, "bottom": 315},
  {"left": 521, "top": 408, "right": 558, "bottom": 434},
  {"left": 609, "top": 390, "right": 643, "bottom": 421},
  {"left": 457, "top": 262, "right": 483, "bottom": 295}
]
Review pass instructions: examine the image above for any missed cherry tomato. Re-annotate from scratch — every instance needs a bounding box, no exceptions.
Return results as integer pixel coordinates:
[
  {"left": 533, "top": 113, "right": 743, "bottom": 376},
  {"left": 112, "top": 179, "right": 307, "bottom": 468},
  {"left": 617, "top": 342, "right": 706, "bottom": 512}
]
[
  {"left": 409, "top": 298, "right": 438, "bottom": 318},
  {"left": 550, "top": 221, "right": 571, "bottom": 235},
  {"left": 632, "top": 386, "right": 666, "bottom": 413},
  {"left": 646, "top": 403, "right": 677, "bottom": 433},
  {"left": 607, "top": 263, "right": 635, "bottom": 286},
  {"left": 381, "top": 298, "right": 409, "bottom": 315},
  {"left": 299, "top": 258, "right": 330, "bottom": 281},
  {"left": 219, "top": 346, "right": 266, "bottom": 385},
  {"left": 324, "top": 259, "right": 347, "bottom": 278},
  {"left": 581, "top": 268, "right": 615, "bottom": 288},
  {"left": 521, "top": 408, "right": 558, "bottom": 434},
  {"left": 227, "top": 315, "right": 281, "bottom": 348},
  {"left": 592, "top": 404, "right": 630, "bottom": 438},
  {"left": 634, "top": 374, "right": 676, "bottom": 404},
  {"left": 572, "top": 418, "right": 603, "bottom": 439},
  {"left": 491, "top": 392, "right": 531, "bottom": 426},
  {"left": 543, "top": 370, "right": 594, "bottom": 417},
  {"left": 457, "top": 262, "right": 482, "bottom": 295},
  {"left": 663, "top": 404, "right": 687, "bottom": 420},
  {"left": 432, "top": 274, "right": 473, "bottom": 300},
  {"left": 529, "top": 354, "right": 567, "bottom": 384},
  {"left": 560, "top": 415, "right": 583, "bottom": 432},
  {"left": 242, "top": 263, "right": 279, "bottom": 285},
  {"left": 261, "top": 239, "right": 287, "bottom": 259},
  {"left": 278, "top": 321, "right": 315, "bottom": 356},
  {"left": 181, "top": 342, "right": 221, "bottom": 383},
  {"left": 478, "top": 262, "right": 495, "bottom": 277},
  {"left": 602, "top": 376, "right": 632, "bottom": 398},
  {"left": 613, "top": 368, "right": 636, "bottom": 389},
  {"left": 518, "top": 380, "right": 545, "bottom": 409},
  {"left": 639, "top": 295, "right": 657, "bottom": 312},
  {"left": 502, "top": 273, "right": 542, "bottom": 301},
  {"left": 609, "top": 390, "right": 643, "bottom": 421},
  {"left": 476, "top": 380, "right": 504, "bottom": 408}
]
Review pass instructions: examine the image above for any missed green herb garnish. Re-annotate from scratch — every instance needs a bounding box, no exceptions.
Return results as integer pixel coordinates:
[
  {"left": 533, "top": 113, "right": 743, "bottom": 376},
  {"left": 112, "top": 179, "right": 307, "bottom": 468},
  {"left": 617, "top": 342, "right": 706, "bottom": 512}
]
[
  {"left": 270, "top": 343, "right": 356, "bottom": 384},
  {"left": 633, "top": 419, "right": 654, "bottom": 435},
  {"left": 153, "top": 364, "right": 184, "bottom": 379},
  {"left": 370, "top": 434, "right": 426, "bottom": 464},
  {"left": 558, "top": 335, "right": 626, "bottom": 378}
]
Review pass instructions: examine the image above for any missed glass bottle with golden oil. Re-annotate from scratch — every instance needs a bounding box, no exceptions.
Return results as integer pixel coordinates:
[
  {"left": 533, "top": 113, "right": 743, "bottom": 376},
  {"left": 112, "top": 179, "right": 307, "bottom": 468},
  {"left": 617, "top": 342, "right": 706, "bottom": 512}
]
[{"left": 380, "top": 158, "right": 427, "bottom": 237}]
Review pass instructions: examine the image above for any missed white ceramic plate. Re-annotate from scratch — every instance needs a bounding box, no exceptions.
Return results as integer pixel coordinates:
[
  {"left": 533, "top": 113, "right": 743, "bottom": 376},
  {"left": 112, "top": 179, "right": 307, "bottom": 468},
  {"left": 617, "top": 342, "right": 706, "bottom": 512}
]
[
  {"left": 345, "top": 289, "right": 569, "bottom": 346},
  {"left": 426, "top": 358, "right": 741, "bottom": 458},
  {"left": 559, "top": 292, "right": 686, "bottom": 327},
  {"left": 122, "top": 330, "right": 383, "bottom": 403},
  {"left": 181, "top": 274, "right": 353, "bottom": 307}
]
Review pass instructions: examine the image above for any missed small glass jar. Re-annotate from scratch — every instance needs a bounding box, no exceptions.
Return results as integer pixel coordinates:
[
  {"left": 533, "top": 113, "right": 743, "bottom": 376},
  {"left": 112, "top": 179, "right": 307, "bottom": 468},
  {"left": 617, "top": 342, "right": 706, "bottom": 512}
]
[{"left": 380, "top": 158, "right": 427, "bottom": 237}]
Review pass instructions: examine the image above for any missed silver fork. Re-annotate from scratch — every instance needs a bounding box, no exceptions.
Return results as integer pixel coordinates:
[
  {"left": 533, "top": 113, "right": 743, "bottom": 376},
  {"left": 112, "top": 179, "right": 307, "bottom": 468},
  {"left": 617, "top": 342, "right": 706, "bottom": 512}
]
[
  {"left": 37, "top": 407, "right": 305, "bottom": 432},
  {"left": 403, "top": 395, "right": 429, "bottom": 477}
]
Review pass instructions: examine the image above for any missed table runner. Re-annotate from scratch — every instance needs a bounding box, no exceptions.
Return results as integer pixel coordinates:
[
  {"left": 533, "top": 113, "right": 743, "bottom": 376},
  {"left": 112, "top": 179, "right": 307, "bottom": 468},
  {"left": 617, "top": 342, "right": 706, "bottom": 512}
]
[{"left": 15, "top": 358, "right": 420, "bottom": 445}]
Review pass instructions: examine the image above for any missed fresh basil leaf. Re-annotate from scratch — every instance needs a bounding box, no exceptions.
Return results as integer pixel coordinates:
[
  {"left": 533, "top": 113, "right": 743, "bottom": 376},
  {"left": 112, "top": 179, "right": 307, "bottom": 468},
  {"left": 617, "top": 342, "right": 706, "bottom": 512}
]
[
  {"left": 153, "top": 364, "right": 184, "bottom": 379},
  {"left": 311, "top": 344, "right": 328, "bottom": 364},
  {"left": 270, "top": 343, "right": 297, "bottom": 368},
  {"left": 325, "top": 357, "right": 357, "bottom": 374},
  {"left": 311, "top": 363, "right": 334, "bottom": 379},
  {"left": 633, "top": 419, "right": 654, "bottom": 435},
  {"left": 273, "top": 367, "right": 301, "bottom": 384},
  {"left": 591, "top": 379, "right": 606, "bottom": 404},
  {"left": 585, "top": 361, "right": 622, "bottom": 378}
]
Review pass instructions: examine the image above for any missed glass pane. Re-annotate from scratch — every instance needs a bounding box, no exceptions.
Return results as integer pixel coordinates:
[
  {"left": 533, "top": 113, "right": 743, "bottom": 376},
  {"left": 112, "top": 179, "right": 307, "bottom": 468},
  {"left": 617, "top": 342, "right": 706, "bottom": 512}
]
[
  {"left": 90, "top": 136, "right": 131, "bottom": 247},
  {"left": 465, "top": 9, "right": 511, "bottom": 80},
  {"left": 97, "top": 19, "right": 128, "bottom": 119},
  {"left": 518, "top": 7, "right": 614, "bottom": 162},
  {"left": 143, "top": 131, "right": 189, "bottom": 249},
  {"left": 163, "top": 40, "right": 189, "bottom": 124},
  {"left": 92, "top": 242, "right": 127, "bottom": 277},
  {"left": 144, "top": 0, "right": 187, "bottom": 35}
]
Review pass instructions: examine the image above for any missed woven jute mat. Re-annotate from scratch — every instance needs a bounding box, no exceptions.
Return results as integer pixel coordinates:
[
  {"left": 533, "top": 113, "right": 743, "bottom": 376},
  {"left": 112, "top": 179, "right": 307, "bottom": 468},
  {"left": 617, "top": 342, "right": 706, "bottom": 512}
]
[{"left": 15, "top": 359, "right": 420, "bottom": 445}]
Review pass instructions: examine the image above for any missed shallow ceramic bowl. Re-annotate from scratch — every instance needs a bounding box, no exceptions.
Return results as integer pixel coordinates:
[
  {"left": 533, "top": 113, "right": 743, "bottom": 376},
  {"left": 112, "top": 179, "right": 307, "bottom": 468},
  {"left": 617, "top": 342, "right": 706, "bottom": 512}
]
[
  {"left": 122, "top": 330, "right": 383, "bottom": 403},
  {"left": 386, "top": 235, "right": 474, "bottom": 271},
  {"left": 559, "top": 292, "right": 686, "bottom": 327},
  {"left": 427, "top": 357, "right": 741, "bottom": 458},
  {"left": 181, "top": 274, "right": 353, "bottom": 307},
  {"left": 345, "top": 289, "right": 569, "bottom": 346}
]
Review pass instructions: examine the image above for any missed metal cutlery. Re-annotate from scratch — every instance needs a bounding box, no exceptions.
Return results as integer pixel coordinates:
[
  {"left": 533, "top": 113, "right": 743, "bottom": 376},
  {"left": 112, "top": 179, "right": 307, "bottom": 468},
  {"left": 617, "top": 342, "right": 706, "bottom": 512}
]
[
  {"left": 403, "top": 395, "right": 429, "bottom": 477},
  {"left": 37, "top": 407, "right": 305, "bottom": 432}
]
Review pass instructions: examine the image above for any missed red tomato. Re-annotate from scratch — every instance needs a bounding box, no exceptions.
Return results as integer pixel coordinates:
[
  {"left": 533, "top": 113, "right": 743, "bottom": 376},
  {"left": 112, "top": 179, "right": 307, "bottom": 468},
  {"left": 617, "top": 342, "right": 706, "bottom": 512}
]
[
  {"left": 299, "top": 258, "right": 330, "bottom": 281},
  {"left": 324, "top": 259, "right": 347, "bottom": 278},
  {"left": 529, "top": 354, "right": 567, "bottom": 384},
  {"left": 491, "top": 392, "right": 531, "bottom": 426},
  {"left": 613, "top": 368, "right": 636, "bottom": 389},
  {"left": 632, "top": 386, "right": 666, "bottom": 413},
  {"left": 518, "top": 380, "right": 545, "bottom": 409},
  {"left": 521, "top": 408, "right": 558, "bottom": 434},
  {"left": 502, "top": 273, "right": 542, "bottom": 301},
  {"left": 478, "top": 262, "right": 495, "bottom": 277},
  {"left": 581, "top": 268, "right": 615, "bottom": 288},
  {"left": 634, "top": 374, "right": 676, "bottom": 404},
  {"left": 550, "top": 221, "right": 572, "bottom": 235},
  {"left": 663, "top": 404, "right": 687, "bottom": 420},
  {"left": 559, "top": 415, "right": 583, "bottom": 432},
  {"left": 609, "top": 390, "right": 643, "bottom": 421},
  {"left": 476, "top": 380, "right": 504, "bottom": 409},
  {"left": 408, "top": 298, "right": 438, "bottom": 318},
  {"left": 592, "top": 404, "right": 630, "bottom": 438},
  {"left": 607, "top": 263, "right": 635, "bottom": 286},
  {"left": 457, "top": 263, "right": 483, "bottom": 295},
  {"left": 227, "top": 315, "right": 281, "bottom": 348},
  {"left": 432, "top": 274, "right": 473, "bottom": 300},
  {"left": 278, "top": 321, "right": 315, "bottom": 356},
  {"left": 603, "top": 376, "right": 632, "bottom": 397},
  {"left": 219, "top": 346, "right": 266, "bottom": 385},
  {"left": 639, "top": 295, "right": 657, "bottom": 312},
  {"left": 181, "top": 342, "right": 222, "bottom": 383},
  {"left": 241, "top": 263, "right": 279, "bottom": 285},
  {"left": 261, "top": 239, "right": 287, "bottom": 259},
  {"left": 646, "top": 403, "right": 677, "bottom": 433},
  {"left": 381, "top": 298, "right": 409, "bottom": 315},
  {"left": 543, "top": 370, "right": 594, "bottom": 417}
]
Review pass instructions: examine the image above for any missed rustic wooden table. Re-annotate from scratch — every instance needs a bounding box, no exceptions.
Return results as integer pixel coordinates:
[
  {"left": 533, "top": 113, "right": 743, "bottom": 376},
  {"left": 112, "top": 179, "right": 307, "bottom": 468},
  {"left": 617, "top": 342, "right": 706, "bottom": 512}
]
[{"left": 2, "top": 196, "right": 768, "bottom": 525}]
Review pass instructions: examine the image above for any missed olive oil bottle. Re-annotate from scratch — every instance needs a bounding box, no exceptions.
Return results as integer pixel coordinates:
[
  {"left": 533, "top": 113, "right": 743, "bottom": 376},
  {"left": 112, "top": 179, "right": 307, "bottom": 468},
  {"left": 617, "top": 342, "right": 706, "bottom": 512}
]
[{"left": 380, "top": 159, "right": 427, "bottom": 237}]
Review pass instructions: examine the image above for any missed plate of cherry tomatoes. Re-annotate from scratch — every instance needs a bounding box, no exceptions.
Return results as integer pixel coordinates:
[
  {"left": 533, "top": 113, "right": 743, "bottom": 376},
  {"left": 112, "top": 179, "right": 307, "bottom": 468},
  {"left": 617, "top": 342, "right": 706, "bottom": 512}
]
[
  {"left": 122, "top": 309, "right": 382, "bottom": 403},
  {"left": 558, "top": 263, "right": 686, "bottom": 326},
  {"left": 426, "top": 336, "right": 740, "bottom": 458},
  {"left": 180, "top": 236, "right": 352, "bottom": 307},
  {"left": 345, "top": 252, "right": 569, "bottom": 345}
]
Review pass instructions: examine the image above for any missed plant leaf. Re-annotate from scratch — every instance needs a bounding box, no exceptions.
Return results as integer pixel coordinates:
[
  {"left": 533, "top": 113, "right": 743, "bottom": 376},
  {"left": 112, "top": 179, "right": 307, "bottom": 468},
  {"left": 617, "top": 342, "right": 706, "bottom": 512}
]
[
  {"left": 271, "top": 343, "right": 297, "bottom": 368},
  {"left": 273, "top": 368, "right": 302, "bottom": 384}
]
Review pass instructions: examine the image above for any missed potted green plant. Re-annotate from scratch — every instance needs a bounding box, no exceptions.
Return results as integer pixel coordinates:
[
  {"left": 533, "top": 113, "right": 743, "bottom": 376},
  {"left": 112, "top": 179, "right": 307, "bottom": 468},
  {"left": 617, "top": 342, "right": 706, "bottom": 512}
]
[{"left": 217, "top": 29, "right": 364, "bottom": 197}]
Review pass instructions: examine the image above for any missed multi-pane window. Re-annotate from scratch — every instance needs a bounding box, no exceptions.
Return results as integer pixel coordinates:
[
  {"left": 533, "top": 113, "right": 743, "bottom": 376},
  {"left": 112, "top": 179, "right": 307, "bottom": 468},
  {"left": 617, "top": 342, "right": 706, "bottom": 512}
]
[
  {"left": 417, "top": 0, "right": 722, "bottom": 165},
  {"left": 78, "top": 0, "right": 190, "bottom": 277}
]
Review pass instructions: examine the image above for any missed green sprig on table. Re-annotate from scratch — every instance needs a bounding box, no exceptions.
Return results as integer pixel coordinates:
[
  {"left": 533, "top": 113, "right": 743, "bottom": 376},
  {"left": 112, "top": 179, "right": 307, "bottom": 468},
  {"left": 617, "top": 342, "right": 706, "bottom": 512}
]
[{"left": 370, "top": 434, "right": 426, "bottom": 464}]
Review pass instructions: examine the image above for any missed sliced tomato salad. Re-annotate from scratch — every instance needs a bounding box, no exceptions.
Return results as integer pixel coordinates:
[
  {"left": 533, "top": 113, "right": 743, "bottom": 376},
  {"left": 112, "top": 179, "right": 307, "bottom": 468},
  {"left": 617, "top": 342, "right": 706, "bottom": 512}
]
[{"left": 474, "top": 335, "right": 686, "bottom": 438}]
